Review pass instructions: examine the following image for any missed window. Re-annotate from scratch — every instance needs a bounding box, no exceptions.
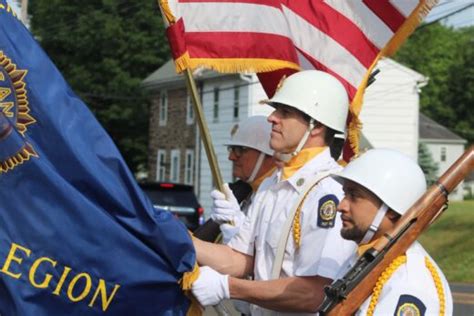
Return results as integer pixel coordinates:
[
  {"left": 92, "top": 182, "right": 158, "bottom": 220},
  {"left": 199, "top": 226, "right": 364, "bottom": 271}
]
[
  {"left": 233, "top": 85, "right": 240, "bottom": 120},
  {"left": 170, "top": 149, "right": 181, "bottom": 183},
  {"left": 185, "top": 150, "right": 194, "bottom": 185},
  {"left": 440, "top": 147, "right": 446, "bottom": 162},
  {"left": 159, "top": 90, "right": 168, "bottom": 126},
  {"left": 186, "top": 95, "right": 194, "bottom": 125},
  {"left": 156, "top": 150, "right": 166, "bottom": 181},
  {"left": 213, "top": 87, "right": 219, "bottom": 121}
]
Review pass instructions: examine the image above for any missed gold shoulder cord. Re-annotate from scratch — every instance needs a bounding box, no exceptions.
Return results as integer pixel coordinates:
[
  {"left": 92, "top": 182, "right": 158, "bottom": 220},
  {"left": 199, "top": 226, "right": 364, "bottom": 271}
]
[
  {"left": 366, "top": 255, "right": 446, "bottom": 316},
  {"left": 366, "top": 255, "right": 407, "bottom": 316},
  {"left": 425, "top": 256, "right": 446, "bottom": 316},
  {"left": 292, "top": 181, "right": 322, "bottom": 249}
]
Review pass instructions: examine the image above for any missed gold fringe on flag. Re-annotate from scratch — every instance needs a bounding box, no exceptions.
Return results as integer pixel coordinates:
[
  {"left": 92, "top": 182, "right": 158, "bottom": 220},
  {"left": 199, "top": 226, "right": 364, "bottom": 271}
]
[
  {"left": 179, "top": 262, "right": 203, "bottom": 316},
  {"left": 382, "top": 0, "right": 440, "bottom": 56},
  {"left": 158, "top": 0, "right": 176, "bottom": 25},
  {"left": 174, "top": 51, "right": 192, "bottom": 73},
  {"left": 182, "top": 58, "right": 300, "bottom": 74},
  {"left": 348, "top": 0, "right": 439, "bottom": 157}
]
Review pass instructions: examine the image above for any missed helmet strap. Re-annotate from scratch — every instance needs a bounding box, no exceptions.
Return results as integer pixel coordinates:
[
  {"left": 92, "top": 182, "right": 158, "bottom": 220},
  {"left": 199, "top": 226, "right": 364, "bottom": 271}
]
[
  {"left": 275, "top": 119, "right": 315, "bottom": 163},
  {"left": 247, "top": 152, "right": 266, "bottom": 182},
  {"left": 360, "top": 203, "right": 388, "bottom": 245}
]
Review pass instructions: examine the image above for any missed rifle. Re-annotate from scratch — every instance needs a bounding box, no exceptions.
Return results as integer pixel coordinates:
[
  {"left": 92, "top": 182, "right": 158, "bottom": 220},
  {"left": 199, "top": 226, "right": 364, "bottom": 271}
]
[
  {"left": 193, "top": 180, "right": 253, "bottom": 242},
  {"left": 318, "top": 146, "right": 474, "bottom": 315}
]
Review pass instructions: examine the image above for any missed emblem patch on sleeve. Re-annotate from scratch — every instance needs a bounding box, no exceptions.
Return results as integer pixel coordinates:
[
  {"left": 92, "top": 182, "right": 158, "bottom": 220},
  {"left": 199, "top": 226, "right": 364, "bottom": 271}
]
[
  {"left": 317, "top": 194, "right": 338, "bottom": 228},
  {"left": 394, "top": 294, "right": 426, "bottom": 316}
]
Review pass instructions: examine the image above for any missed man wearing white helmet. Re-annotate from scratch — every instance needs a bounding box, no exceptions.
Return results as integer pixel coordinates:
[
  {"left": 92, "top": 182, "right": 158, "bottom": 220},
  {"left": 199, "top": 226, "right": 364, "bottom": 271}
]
[
  {"left": 191, "top": 70, "right": 356, "bottom": 315},
  {"left": 212, "top": 116, "right": 275, "bottom": 241},
  {"left": 331, "top": 148, "right": 453, "bottom": 315},
  {"left": 210, "top": 116, "right": 276, "bottom": 315}
]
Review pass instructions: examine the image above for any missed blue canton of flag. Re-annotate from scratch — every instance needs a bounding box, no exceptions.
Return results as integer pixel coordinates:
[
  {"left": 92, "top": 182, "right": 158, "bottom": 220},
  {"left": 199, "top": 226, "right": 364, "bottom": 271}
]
[{"left": 0, "top": 1, "right": 197, "bottom": 315}]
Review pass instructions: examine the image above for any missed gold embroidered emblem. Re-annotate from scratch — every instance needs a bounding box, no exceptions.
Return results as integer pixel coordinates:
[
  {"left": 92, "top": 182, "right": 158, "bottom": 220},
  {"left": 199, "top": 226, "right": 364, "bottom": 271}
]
[
  {"left": 319, "top": 200, "right": 336, "bottom": 221},
  {"left": 396, "top": 303, "right": 421, "bottom": 316},
  {"left": 0, "top": 51, "right": 37, "bottom": 173}
]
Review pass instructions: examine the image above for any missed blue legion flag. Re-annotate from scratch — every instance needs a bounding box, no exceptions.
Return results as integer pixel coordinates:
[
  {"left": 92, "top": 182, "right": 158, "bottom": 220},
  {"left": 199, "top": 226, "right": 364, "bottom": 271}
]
[{"left": 0, "top": 2, "right": 197, "bottom": 315}]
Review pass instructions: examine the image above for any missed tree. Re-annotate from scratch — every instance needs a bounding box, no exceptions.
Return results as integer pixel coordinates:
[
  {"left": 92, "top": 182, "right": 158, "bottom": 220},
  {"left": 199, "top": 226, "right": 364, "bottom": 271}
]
[
  {"left": 444, "top": 27, "right": 474, "bottom": 144},
  {"left": 418, "top": 142, "right": 438, "bottom": 186},
  {"left": 395, "top": 23, "right": 474, "bottom": 145},
  {"left": 29, "top": 0, "right": 170, "bottom": 172}
]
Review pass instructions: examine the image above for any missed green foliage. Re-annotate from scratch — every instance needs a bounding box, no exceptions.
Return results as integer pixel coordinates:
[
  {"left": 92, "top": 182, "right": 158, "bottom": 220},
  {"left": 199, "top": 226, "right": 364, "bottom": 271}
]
[
  {"left": 395, "top": 23, "right": 474, "bottom": 145},
  {"left": 419, "top": 200, "right": 474, "bottom": 282},
  {"left": 29, "top": 0, "right": 170, "bottom": 171},
  {"left": 418, "top": 142, "right": 438, "bottom": 185}
]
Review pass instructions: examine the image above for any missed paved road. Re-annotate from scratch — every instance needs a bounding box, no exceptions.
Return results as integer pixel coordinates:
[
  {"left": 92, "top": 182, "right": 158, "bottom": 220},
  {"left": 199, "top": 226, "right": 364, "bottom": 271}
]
[{"left": 452, "top": 283, "right": 474, "bottom": 316}]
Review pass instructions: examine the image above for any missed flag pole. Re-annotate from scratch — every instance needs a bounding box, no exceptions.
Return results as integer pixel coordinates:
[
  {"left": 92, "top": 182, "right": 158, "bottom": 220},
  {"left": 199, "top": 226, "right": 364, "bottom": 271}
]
[
  {"left": 183, "top": 68, "right": 224, "bottom": 192},
  {"left": 158, "top": 0, "right": 224, "bottom": 192}
]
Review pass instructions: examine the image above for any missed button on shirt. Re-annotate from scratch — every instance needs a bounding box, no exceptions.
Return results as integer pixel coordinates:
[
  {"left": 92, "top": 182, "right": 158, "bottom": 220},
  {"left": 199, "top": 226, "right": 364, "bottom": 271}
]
[
  {"left": 229, "top": 149, "right": 356, "bottom": 316},
  {"left": 337, "top": 241, "right": 453, "bottom": 316}
]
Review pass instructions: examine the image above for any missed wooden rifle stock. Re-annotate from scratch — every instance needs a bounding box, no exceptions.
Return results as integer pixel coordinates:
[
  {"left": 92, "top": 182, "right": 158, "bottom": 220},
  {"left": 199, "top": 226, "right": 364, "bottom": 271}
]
[{"left": 319, "top": 146, "right": 474, "bottom": 315}]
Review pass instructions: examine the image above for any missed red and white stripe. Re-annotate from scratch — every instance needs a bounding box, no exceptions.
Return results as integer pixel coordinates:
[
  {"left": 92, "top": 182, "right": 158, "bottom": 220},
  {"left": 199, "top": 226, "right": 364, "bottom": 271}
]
[
  {"left": 280, "top": 0, "right": 426, "bottom": 100},
  {"left": 164, "top": 0, "right": 431, "bottom": 100},
  {"left": 164, "top": 0, "right": 299, "bottom": 66}
]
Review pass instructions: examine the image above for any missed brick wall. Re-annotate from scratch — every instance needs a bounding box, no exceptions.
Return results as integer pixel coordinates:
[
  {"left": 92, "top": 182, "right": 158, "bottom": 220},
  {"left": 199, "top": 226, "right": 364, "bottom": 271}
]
[{"left": 148, "top": 87, "right": 196, "bottom": 183}]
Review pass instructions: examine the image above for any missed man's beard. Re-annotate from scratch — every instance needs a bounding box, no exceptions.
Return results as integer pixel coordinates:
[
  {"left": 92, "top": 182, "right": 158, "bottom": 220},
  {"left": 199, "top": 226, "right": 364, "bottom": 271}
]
[{"left": 340, "top": 225, "right": 366, "bottom": 244}]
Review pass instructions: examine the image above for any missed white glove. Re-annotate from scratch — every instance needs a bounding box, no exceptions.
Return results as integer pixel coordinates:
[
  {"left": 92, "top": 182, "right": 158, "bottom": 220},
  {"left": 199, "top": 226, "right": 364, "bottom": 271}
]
[
  {"left": 191, "top": 266, "right": 230, "bottom": 306},
  {"left": 211, "top": 183, "right": 245, "bottom": 243}
]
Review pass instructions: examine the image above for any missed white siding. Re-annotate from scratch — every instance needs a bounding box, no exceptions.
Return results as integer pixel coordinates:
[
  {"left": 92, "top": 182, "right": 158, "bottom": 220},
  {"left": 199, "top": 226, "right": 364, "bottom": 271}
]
[
  {"left": 247, "top": 74, "right": 274, "bottom": 117},
  {"left": 359, "top": 58, "right": 424, "bottom": 160},
  {"left": 424, "top": 142, "right": 466, "bottom": 201}
]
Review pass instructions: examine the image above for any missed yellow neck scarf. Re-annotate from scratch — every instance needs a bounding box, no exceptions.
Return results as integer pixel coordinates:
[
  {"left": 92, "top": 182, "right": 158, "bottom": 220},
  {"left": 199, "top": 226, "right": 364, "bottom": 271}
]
[
  {"left": 281, "top": 147, "right": 326, "bottom": 180},
  {"left": 357, "top": 239, "right": 380, "bottom": 257},
  {"left": 250, "top": 167, "right": 276, "bottom": 191}
]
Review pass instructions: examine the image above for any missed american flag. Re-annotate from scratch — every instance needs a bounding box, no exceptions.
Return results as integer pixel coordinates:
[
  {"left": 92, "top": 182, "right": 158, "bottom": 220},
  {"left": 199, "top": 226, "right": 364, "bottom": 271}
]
[{"left": 159, "top": 0, "right": 438, "bottom": 159}]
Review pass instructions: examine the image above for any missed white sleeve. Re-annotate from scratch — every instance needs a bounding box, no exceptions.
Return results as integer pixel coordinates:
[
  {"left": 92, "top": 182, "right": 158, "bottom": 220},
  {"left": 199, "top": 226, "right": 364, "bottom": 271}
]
[
  {"left": 294, "top": 180, "right": 356, "bottom": 279},
  {"left": 227, "top": 182, "right": 269, "bottom": 256}
]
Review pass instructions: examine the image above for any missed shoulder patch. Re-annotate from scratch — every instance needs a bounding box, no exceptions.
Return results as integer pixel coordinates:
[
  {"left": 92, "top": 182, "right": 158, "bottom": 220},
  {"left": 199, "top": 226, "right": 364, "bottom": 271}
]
[
  {"left": 394, "top": 294, "right": 426, "bottom": 316},
  {"left": 317, "top": 194, "right": 338, "bottom": 228}
]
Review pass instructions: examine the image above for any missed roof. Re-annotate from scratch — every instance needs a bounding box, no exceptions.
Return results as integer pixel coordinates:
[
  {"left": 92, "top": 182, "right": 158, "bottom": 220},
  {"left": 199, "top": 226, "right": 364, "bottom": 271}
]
[
  {"left": 419, "top": 113, "right": 466, "bottom": 143},
  {"left": 142, "top": 60, "right": 180, "bottom": 87},
  {"left": 142, "top": 60, "right": 239, "bottom": 90}
]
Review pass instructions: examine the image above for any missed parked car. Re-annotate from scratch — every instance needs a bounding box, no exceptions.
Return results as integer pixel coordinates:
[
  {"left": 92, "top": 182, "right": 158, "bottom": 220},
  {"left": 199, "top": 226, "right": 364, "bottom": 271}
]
[{"left": 139, "top": 182, "right": 204, "bottom": 231}]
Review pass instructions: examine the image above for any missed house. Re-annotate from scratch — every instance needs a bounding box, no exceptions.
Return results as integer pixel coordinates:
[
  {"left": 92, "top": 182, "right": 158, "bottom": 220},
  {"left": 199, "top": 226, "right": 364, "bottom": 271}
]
[
  {"left": 142, "top": 58, "right": 447, "bottom": 215},
  {"left": 358, "top": 58, "right": 427, "bottom": 160},
  {"left": 142, "top": 61, "right": 273, "bottom": 213},
  {"left": 419, "top": 113, "right": 467, "bottom": 201},
  {"left": 464, "top": 172, "right": 474, "bottom": 200}
]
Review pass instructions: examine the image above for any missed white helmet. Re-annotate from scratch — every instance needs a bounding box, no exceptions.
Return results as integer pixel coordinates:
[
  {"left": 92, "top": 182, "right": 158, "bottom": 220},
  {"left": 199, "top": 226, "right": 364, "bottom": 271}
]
[
  {"left": 332, "top": 148, "right": 426, "bottom": 244},
  {"left": 262, "top": 70, "right": 349, "bottom": 133},
  {"left": 333, "top": 148, "right": 427, "bottom": 215},
  {"left": 224, "top": 116, "right": 273, "bottom": 156}
]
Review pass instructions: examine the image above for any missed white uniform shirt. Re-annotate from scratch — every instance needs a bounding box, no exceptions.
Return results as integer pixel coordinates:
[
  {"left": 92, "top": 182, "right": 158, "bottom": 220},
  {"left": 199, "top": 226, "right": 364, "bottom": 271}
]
[
  {"left": 229, "top": 149, "right": 356, "bottom": 316},
  {"left": 336, "top": 241, "right": 453, "bottom": 316}
]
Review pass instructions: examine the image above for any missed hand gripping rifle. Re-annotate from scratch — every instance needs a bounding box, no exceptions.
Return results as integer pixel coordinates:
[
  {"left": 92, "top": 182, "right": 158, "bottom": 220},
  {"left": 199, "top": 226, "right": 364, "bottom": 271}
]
[{"left": 318, "top": 146, "right": 474, "bottom": 315}]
